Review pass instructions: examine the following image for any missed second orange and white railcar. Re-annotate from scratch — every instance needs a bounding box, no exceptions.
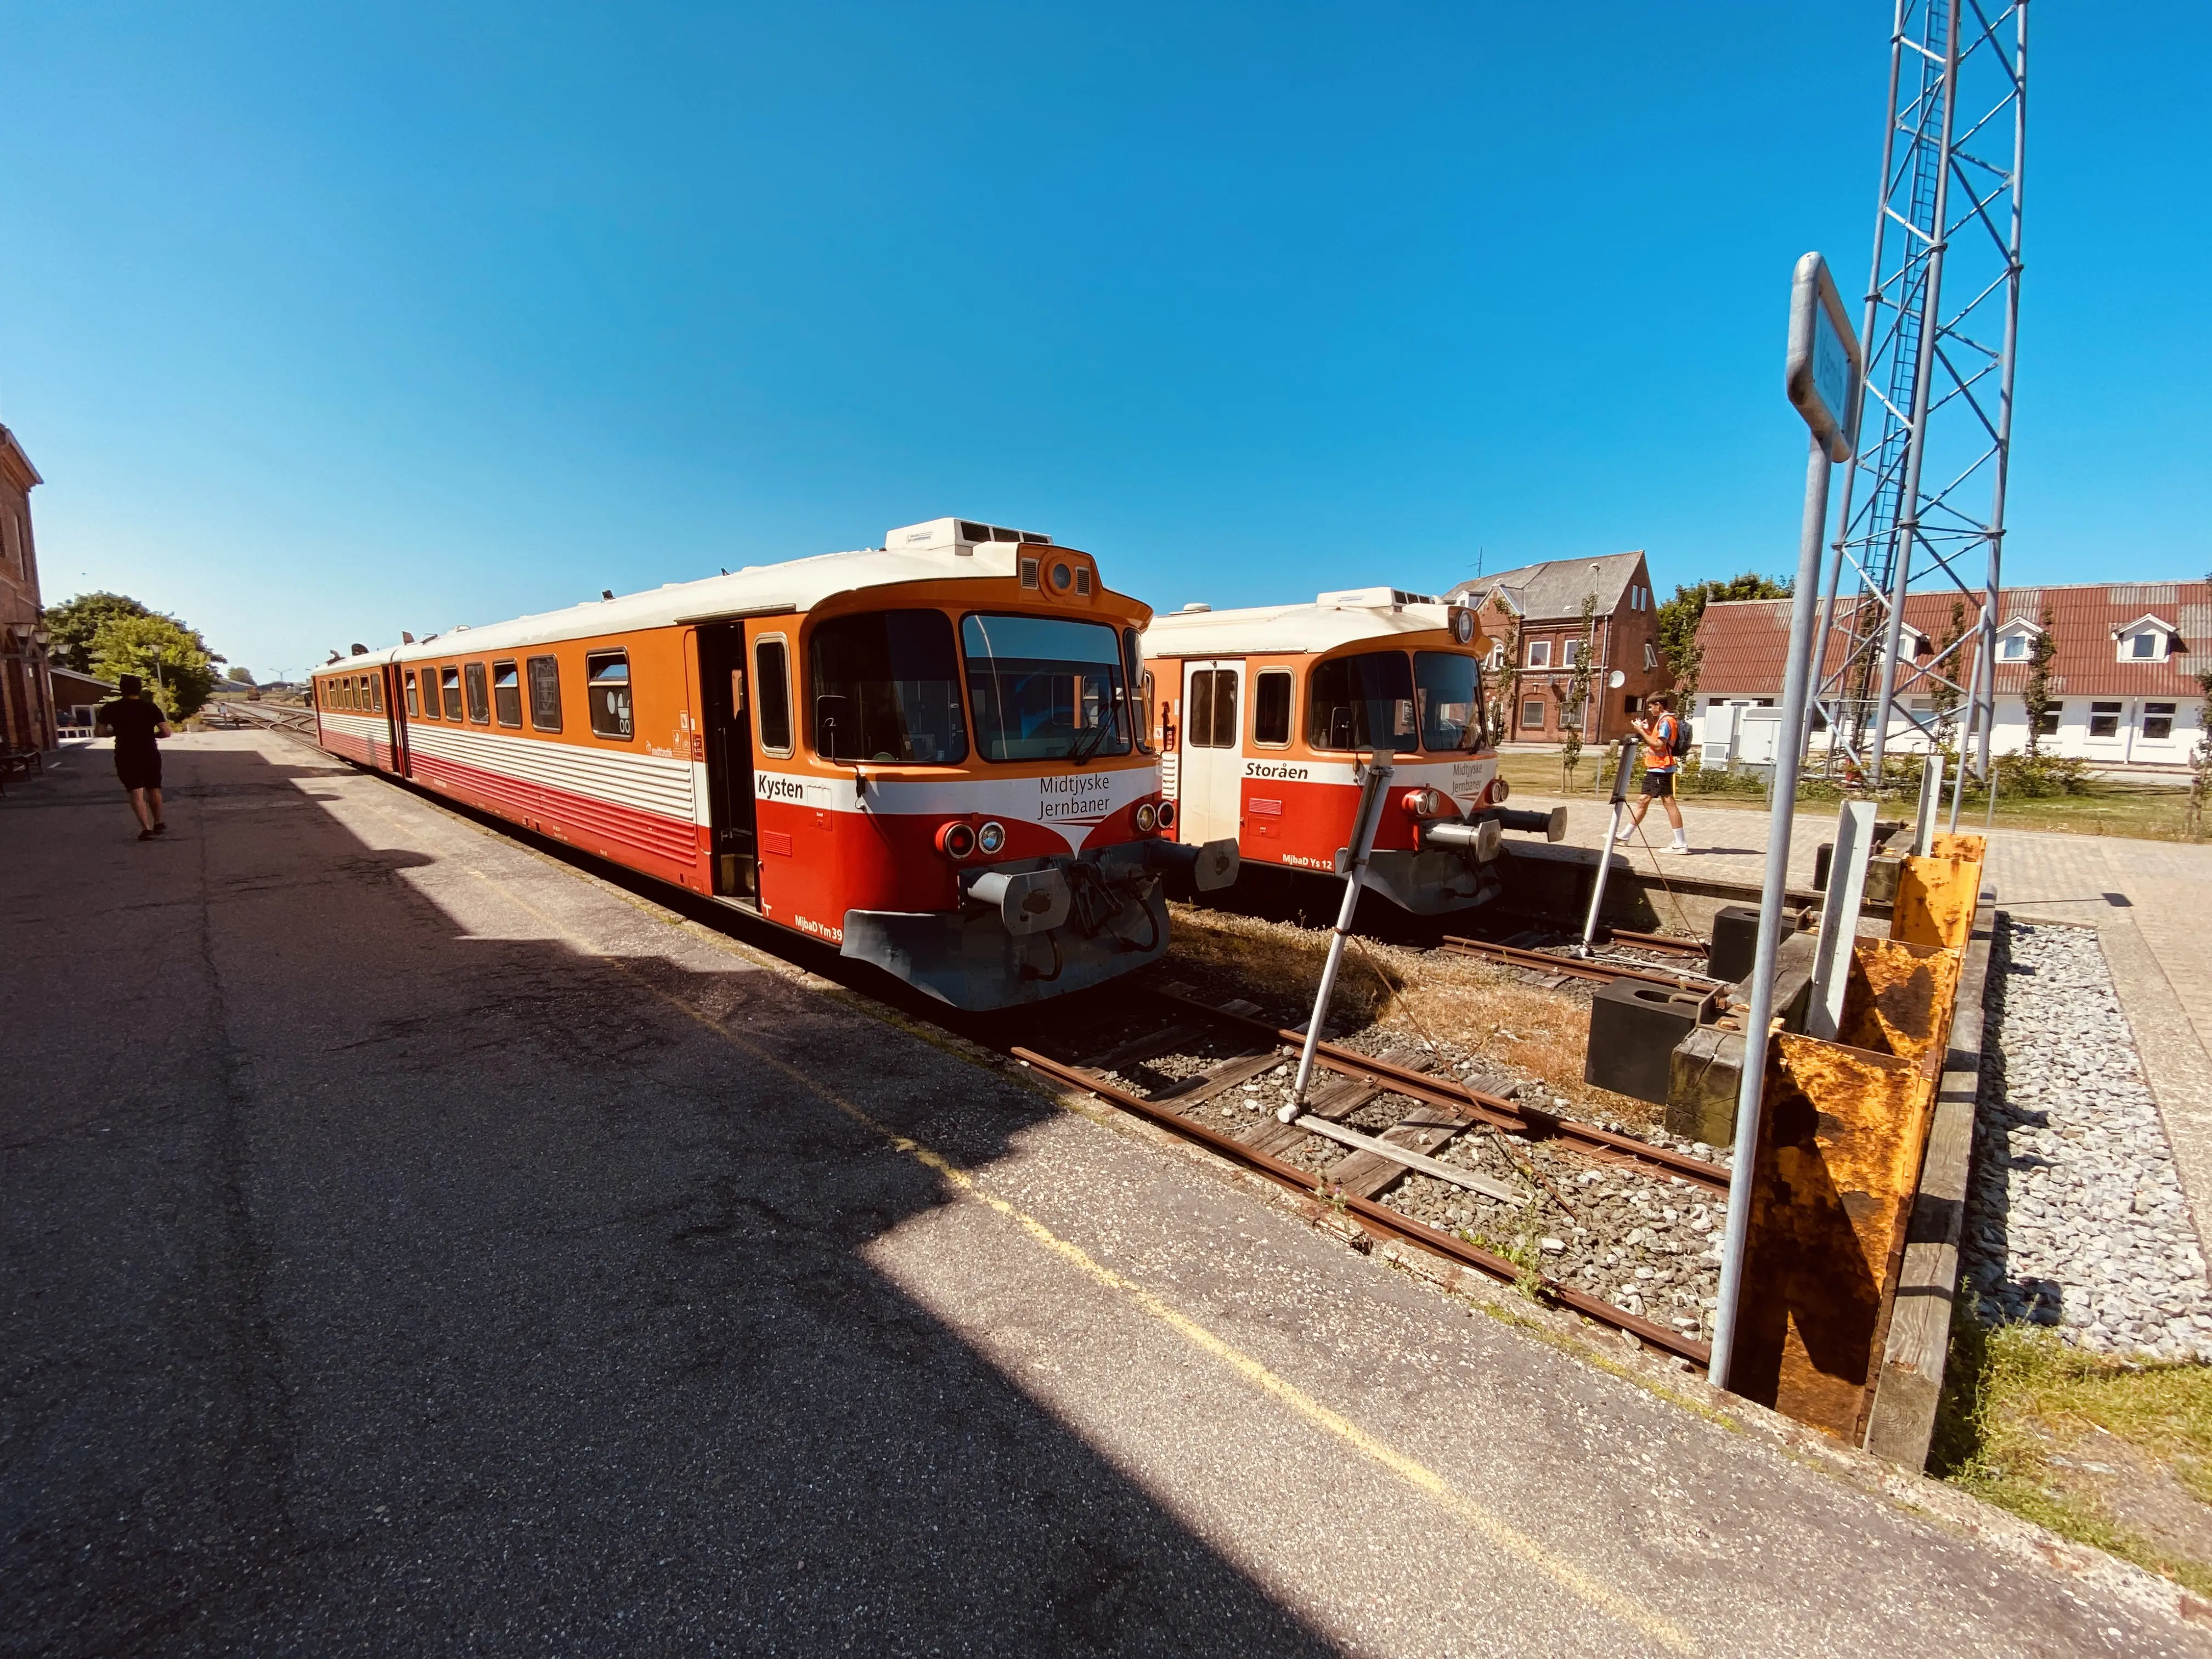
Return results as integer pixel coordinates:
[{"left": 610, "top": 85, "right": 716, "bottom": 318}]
[
  {"left": 311, "top": 517, "right": 1237, "bottom": 1008},
  {"left": 1143, "top": 586, "right": 1564, "bottom": 916}
]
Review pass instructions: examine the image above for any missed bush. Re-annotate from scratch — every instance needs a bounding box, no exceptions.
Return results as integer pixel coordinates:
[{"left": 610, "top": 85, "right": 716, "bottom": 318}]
[{"left": 1993, "top": 750, "right": 2091, "bottom": 799}]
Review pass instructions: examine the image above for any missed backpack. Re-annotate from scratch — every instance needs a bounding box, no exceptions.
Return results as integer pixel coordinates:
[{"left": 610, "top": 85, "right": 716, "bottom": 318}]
[{"left": 1660, "top": 713, "right": 1691, "bottom": 761}]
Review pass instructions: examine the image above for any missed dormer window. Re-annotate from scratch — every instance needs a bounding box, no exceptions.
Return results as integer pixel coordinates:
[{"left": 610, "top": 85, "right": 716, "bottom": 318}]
[
  {"left": 2114, "top": 615, "right": 2177, "bottom": 663},
  {"left": 1999, "top": 633, "right": 2031, "bottom": 661}
]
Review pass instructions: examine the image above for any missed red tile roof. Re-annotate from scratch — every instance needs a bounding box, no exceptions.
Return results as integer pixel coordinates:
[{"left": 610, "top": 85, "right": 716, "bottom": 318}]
[{"left": 1694, "top": 582, "right": 2210, "bottom": 701}]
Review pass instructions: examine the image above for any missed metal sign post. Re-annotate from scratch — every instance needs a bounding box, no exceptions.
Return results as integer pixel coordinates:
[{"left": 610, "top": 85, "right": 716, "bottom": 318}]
[
  {"left": 1709, "top": 253, "right": 1863, "bottom": 1393},
  {"left": 1282, "top": 752, "right": 1395, "bottom": 1119},
  {"left": 1578, "top": 735, "right": 1640, "bottom": 956}
]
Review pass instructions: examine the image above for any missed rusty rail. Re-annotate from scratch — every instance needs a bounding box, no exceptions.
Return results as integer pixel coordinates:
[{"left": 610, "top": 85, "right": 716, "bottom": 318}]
[
  {"left": 1152, "top": 989, "right": 1729, "bottom": 1193},
  {"left": 1607, "top": 927, "right": 1708, "bottom": 958},
  {"left": 1438, "top": 934, "right": 1719, "bottom": 994},
  {"left": 1011, "top": 1042, "right": 1713, "bottom": 1369}
]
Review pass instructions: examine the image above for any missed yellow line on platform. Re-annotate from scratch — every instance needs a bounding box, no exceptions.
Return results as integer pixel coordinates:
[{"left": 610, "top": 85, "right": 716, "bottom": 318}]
[{"left": 441, "top": 854, "right": 1694, "bottom": 1654}]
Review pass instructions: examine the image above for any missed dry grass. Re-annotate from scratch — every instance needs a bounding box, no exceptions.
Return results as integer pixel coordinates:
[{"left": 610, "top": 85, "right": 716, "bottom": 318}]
[
  {"left": 1161, "top": 904, "right": 1658, "bottom": 1130},
  {"left": 1934, "top": 1311, "right": 2212, "bottom": 1595}
]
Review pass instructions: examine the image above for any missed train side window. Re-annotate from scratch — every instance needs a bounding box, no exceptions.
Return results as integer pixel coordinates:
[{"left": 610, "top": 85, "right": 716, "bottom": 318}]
[
  {"left": 492, "top": 660, "right": 522, "bottom": 727},
  {"left": 1122, "top": 629, "right": 1153, "bottom": 754},
  {"left": 370, "top": 675, "right": 383, "bottom": 713},
  {"left": 404, "top": 672, "right": 420, "bottom": 717},
  {"left": 1253, "top": 669, "right": 1293, "bottom": 747},
  {"left": 464, "top": 663, "right": 490, "bottom": 724},
  {"left": 754, "top": 636, "right": 793, "bottom": 755},
  {"left": 440, "top": 667, "right": 462, "bottom": 721},
  {"left": 527, "top": 655, "right": 562, "bottom": 732},
  {"left": 585, "top": 650, "right": 634, "bottom": 740}
]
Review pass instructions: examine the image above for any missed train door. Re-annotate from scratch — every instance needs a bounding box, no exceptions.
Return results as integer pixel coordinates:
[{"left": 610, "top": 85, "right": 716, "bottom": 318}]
[
  {"left": 383, "top": 663, "right": 410, "bottom": 776},
  {"left": 697, "top": 623, "right": 759, "bottom": 901},
  {"left": 1180, "top": 658, "right": 1244, "bottom": 847}
]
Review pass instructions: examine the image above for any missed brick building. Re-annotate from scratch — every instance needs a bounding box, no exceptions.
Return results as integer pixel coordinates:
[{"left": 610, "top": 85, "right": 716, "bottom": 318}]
[
  {"left": 0, "top": 423, "right": 54, "bottom": 754},
  {"left": 1691, "top": 580, "right": 2210, "bottom": 767},
  {"left": 1444, "top": 551, "right": 1670, "bottom": 745}
]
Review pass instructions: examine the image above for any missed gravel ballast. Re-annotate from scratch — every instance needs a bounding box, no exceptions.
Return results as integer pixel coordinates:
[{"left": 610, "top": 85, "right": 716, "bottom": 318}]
[{"left": 1964, "top": 918, "right": 2212, "bottom": 1363}]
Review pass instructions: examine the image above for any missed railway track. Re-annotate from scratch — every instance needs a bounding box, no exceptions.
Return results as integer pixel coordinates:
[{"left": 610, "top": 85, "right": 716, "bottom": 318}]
[
  {"left": 1437, "top": 933, "right": 1723, "bottom": 992},
  {"left": 1013, "top": 985, "right": 1723, "bottom": 1369}
]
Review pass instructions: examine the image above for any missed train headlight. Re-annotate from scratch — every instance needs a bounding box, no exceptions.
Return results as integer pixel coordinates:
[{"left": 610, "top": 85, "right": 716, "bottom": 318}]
[
  {"left": 1401, "top": 787, "right": 1448, "bottom": 819},
  {"left": 1154, "top": 799, "right": 1177, "bottom": 830},
  {"left": 1489, "top": 777, "right": 1511, "bottom": 805},
  {"left": 1449, "top": 606, "right": 1477, "bottom": 645},
  {"left": 977, "top": 820, "right": 1007, "bottom": 856},
  {"left": 936, "top": 821, "right": 979, "bottom": 860},
  {"left": 1135, "top": 802, "right": 1158, "bottom": 833}
]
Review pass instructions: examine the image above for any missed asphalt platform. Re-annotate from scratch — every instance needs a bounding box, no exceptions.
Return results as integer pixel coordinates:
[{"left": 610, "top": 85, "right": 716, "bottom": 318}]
[{"left": 1, "top": 732, "right": 2199, "bottom": 1656}]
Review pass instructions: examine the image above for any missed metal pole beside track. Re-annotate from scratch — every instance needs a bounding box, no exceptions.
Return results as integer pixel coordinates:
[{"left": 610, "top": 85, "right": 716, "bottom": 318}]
[
  {"left": 1578, "top": 736, "right": 1639, "bottom": 956},
  {"left": 1710, "top": 429, "right": 1841, "bottom": 1392},
  {"left": 1282, "top": 752, "right": 1395, "bottom": 1120}
]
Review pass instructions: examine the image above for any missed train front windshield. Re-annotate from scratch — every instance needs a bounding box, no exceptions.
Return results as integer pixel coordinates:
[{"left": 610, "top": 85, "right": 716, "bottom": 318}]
[
  {"left": 962, "top": 613, "right": 1135, "bottom": 763},
  {"left": 1414, "top": 651, "right": 1486, "bottom": 752}
]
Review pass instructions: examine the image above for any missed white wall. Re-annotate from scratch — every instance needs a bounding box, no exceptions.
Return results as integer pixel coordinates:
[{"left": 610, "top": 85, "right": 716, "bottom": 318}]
[{"left": 1690, "top": 691, "right": 2202, "bottom": 766}]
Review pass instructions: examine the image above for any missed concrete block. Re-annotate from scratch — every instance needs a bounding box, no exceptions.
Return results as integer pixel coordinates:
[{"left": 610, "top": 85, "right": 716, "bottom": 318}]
[
  {"left": 1667, "top": 1024, "right": 1745, "bottom": 1146},
  {"left": 1587, "top": 980, "right": 1714, "bottom": 1105}
]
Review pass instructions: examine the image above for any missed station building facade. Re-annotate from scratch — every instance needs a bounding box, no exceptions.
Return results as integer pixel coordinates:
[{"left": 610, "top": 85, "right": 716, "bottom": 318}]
[
  {"left": 1691, "top": 581, "right": 2209, "bottom": 769},
  {"left": 1443, "top": 551, "right": 1672, "bottom": 746},
  {"left": 0, "top": 423, "right": 54, "bottom": 755}
]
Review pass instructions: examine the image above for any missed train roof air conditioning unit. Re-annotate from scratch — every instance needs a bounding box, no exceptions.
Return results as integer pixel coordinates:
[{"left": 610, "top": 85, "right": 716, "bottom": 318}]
[
  {"left": 1315, "top": 586, "right": 1440, "bottom": 611},
  {"left": 886, "top": 517, "right": 1055, "bottom": 557}
]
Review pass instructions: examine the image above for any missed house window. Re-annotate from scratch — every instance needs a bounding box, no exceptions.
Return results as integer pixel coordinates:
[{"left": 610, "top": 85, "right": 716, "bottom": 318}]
[
  {"left": 1643, "top": 642, "right": 1658, "bottom": 671},
  {"left": 527, "top": 656, "right": 562, "bottom": 731},
  {"left": 492, "top": 661, "right": 522, "bottom": 727},
  {"left": 1623, "top": 694, "right": 1641, "bottom": 715},
  {"left": 1561, "top": 640, "right": 1582, "bottom": 668},
  {"left": 439, "top": 667, "right": 463, "bottom": 721},
  {"left": 585, "top": 651, "right": 633, "bottom": 740},
  {"left": 464, "top": 663, "right": 490, "bottom": 724},
  {"left": 1486, "top": 642, "right": 1504, "bottom": 669},
  {"left": 1520, "top": 698, "right": 1545, "bottom": 729},
  {"left": 2129, "top": 631, "right": 2160, "bottom": 659},
  {"left": 2036, "top": 702, "right": 2062, "bottom": 736},
  {"left": 753, "top": 637, "right": 792, "bottom": 755},
  {"left": 2089, "top": 702, "right": 2122, "bottom": 738},
  {"left": 2144, "top": 702, "right": 2177, "bottom": 741},
  {"left": 2000, "top": 634, "right": 2029, "bottom": 661},
  {"left": 1253, "top": 669, "right": 1293, "bottom": 747},
  {"left": 1526, "top": 640, "right": 1551, "bottom": 668}
]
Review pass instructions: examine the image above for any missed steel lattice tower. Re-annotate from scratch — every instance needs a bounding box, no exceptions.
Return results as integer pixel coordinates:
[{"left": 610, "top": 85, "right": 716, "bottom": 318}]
[{"left": 1814, "top": 0, "right": 2027, "bottom": 781}]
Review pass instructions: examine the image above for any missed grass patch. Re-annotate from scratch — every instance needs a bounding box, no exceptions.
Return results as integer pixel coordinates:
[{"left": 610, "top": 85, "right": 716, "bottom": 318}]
[
  {"left": 1160, "top": 905, "right": 1656, "bottom": 1130},
  {"left": 1933, "top": 1301, "right": 2212, "bottom": 1595},
  {"left": 1492, "top": 751, "right": 2197, "bottom": 842}
]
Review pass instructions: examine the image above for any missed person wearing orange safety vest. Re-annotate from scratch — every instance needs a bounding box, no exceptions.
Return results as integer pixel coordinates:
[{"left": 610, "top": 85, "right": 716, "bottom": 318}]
[{"left": 1617, "top": 691, "right": 1691, "bottom": 854}]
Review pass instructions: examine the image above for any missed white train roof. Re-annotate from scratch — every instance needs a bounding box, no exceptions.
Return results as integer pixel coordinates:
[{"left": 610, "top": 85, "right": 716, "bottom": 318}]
[
  {"left": 322, "top": 518, "right": 1138, "bottom": 669},
  {"left": 1142, "top": 589, "right": 1471, "bottom": 658}
]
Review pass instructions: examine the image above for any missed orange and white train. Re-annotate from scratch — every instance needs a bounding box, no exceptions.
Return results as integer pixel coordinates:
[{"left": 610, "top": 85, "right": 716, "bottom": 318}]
[
  {"left": 311, "top": 517, "right": 1237, "bottom": 1008},
  {"left": 1142, "top": 587, "right": 1564, "bottom": 916}
]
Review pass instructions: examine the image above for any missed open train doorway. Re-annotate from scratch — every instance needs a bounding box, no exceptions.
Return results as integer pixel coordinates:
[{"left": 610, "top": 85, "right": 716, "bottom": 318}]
[{"left": 697, "top": 622, "right": 759, "bottom": 901}]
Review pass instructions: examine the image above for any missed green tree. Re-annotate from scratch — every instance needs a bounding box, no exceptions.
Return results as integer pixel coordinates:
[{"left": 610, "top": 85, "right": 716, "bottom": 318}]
[
  {"left": 91, "top": 613, "right": 221, "bottom": 720},
  {"left": 1654, "top": 572, "right": 1792, "bottom": 710},
  {"left": 1487, "top": 595, "right": 1522, "bottom": 748},
  {"left": 2187, "top": 667, "right": 2211, "bottom": 839},
  {"left": 44, "top": 591, "right": 153, "bottom": 673},
  {"left": 225, "top": 665, "right": 256, "bottom": 685},
  {"left": 2019, "top": 606, "right": 2058, "bottom": 760},
  {"left": 1559, "top": 591, "right": 1598, "bottom": 787}
]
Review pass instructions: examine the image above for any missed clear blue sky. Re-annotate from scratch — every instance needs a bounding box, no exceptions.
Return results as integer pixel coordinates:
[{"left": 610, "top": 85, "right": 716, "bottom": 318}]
[{"left": 2, "top": 2, "right": 2204, "bottom": 682}]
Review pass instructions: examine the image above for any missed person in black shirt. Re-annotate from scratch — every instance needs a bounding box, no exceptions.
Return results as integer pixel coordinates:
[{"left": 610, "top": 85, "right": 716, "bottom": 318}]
[{"left": 95, "top": 674, "right": 173, "bottom": 840}]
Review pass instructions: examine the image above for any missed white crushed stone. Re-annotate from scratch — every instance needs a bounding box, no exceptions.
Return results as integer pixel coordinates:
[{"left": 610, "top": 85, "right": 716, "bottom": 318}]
[{"left": 1963, "top": 918, "right": 2212, "bottom": 1362}]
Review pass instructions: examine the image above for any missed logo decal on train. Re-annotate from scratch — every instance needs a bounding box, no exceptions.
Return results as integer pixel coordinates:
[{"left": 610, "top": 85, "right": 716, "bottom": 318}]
[
  {"left": 1244, "top": 760, "right": 1311, "bottom": 781},
  {"left": 1038, "top": 772, "right": 1114, "bottom": 822},
  {"left": 757, "top": 775, "right": 808, "bottom": 802}
]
